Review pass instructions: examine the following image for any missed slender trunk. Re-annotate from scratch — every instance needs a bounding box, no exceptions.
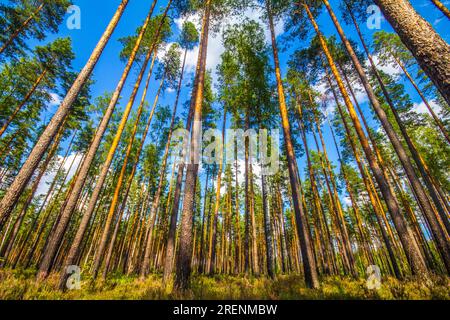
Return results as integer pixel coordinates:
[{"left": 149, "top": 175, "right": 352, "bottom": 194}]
[
  {"left": 345, "top": 1, "right": 450, "bottom": 242},
  {"left": 208, "top": 108, "right": 227, "bottom": 275},
  {"left": 158, "top": 46, "right": 188, "bottom": 281},
  {"left": 22, "top": 153, "right": 85, "bottom": 269},
  {"left": 99, "top": 52, "right": 158, "bottom": 279},
  {"left": 305, "top": 3, "right": 427, "bottom": 276},
  {"left": 38, "top": 1, "right": 158, "bottom": 282},
  {"left": 260, "top": 138, "right": 274, "bottom": 277},
  {"left": 141, "top": 61, "right": 185, "bottom": 278},
  {"left": 196, "top": 167, "right": 211, "bottom": 275},
  {"left": 0, "top": 126, "right": 68, "bottom": 265},
  {"left": 430, "top": 0, "right": 450, "bottom": 19},
  {"left": 325, "top": 70, "right": 403, "bottom": 278},
  {"left": 394, "top": 55, "right": 450, "bottom": 144},
  {"left": 0, "top": 3, "right": 45, "bottom": 55},
  {"left": 234, "top": 153, "right": 242, "bottom": 274},
  {"left": 267, "top": 1, "right": 319, "bottom": 288},
  {"left": 244, "top": 112, "right": 251, "bottom": 274},
  {"left": 164, "top": 29, "right": 205, "bottom": 282},
  {"left": 249, "top": 162, "right": 259, "bottom": 275},
  {"left": 0, "top": 69, "right": 48, "bottom": 138},
  {"left": 91, "top": 51, "right": 160, "bottom": 280},
  {"left": 311, "top": 102, "right": 357, "bottom": 276},
  {"left": 174, "top": 0, "right": 211, "bottom": 291}
]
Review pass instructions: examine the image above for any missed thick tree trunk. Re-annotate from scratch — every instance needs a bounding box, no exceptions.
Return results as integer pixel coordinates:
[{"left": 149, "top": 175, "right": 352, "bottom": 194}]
[
  {"left": 163, "top": 42, "right": 203, "bottom": 282},
  {"left": 374, "top": 0, "right": 450, "bottom": 105},
  {"left": 0, "top": 0, "right": 130, "bottom": 233}
]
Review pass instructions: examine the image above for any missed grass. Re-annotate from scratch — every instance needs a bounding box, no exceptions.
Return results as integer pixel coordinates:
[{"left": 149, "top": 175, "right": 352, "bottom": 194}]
[{"left": 0, "top": 268, "right": 448, "bottom": 300}]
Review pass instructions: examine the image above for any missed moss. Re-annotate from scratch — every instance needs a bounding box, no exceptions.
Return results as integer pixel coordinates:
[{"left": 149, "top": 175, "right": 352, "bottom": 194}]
[{"left": 0, "top": 269, "right": 448, "bottom": 300}]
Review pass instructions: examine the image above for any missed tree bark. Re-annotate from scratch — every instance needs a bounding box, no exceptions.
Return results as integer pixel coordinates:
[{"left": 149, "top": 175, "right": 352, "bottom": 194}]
[
  {"left": 0, "top": 0, "right": 130, "bottom": 233},
  {"left": 374, "top": 0, "right": 450, "bottom": 105},
  {"left": 174, "top": 0, "right": 211, "bottom": 291},
  {"left": 430, "top": 0, "right": 450, "bottom": 20},
  {"left": 0, "top": 69, "right": 48, "bottom": 138},
  {"left": 0, "top": 3, "right": 45, "bottom": 55},
  {"left": 36, "top": 1, "right": 156, "bottom": 281},
  {"left": 268, "top": 1, "right": 319, "bottom": 288}
]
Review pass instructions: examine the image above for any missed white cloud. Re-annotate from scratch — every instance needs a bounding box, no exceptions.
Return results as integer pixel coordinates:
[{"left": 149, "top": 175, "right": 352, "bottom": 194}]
[
  {"left": 173, "top": 8, "right": 285, "bottom": 86},
  {"left": 36, "top": 153, "right": 83, "bottom": 199},
  {"left": 343, "top": 196, "right": 352, "bottom": 208},
  {"left": 49, "top": 93, "right": 62, "bottom": 106},
  {"left": 413, "top": 99, "right": 442, "bottom": 115},
  {"left": 370, "top": 54, "right": 402, "bottom": 79}
]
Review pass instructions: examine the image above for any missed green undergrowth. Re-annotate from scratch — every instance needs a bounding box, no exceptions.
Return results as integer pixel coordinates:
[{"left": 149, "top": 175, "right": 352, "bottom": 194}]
[{"left": 0, "top": 269, "right": 448, "bottom": 300}]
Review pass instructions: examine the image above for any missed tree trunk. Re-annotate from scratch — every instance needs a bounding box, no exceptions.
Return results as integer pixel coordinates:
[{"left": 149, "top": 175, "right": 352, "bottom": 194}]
[
  {"left": 163, "top": 41, "right": 203, "bottom": 282},
  {"left": 141, "top": 61, "right": 185, "bottom": 278},
  {"left": 91, "top": 52, "right": 160, "bottom": 280},
  {"left": 324, "top": 0, "right": 450, "bottom": 273},
  {"left": 208, "top": 108, "right": 227, "bottom": 275},
  {"left": 37, "top": 1, "right": 158, "bottom": 281},
  {"left": 374, "top": 0, "right": 450, "bottom": 105},
  {"left": 343, "top": 1, "right": 450, "bottom": 271},
  {"left": 430, "top": 0, "right": 450, "bottom": 20},
  {"left": 0, "top": 3, "right": 45, "bottom": 55},
  {"left": 393, "top": 55, "right": 450, "bottom": 144},
  {"left": 305, "top": 2, "right": 427, "bottom": 276},
  {"left": 174, "top": 0, "right": 211, "bottom": 291},
  {"left": 0, "top": 69, "right": 47, "bottom": 138},
  {"left": 325, "top": 68, "right": 404, "bottom": 278},
  {"left": 267, "top": 1, "right": 319, "bottom": 288},
  {"left": 0, "top": 0, "right": 130, "bottom": 233}
]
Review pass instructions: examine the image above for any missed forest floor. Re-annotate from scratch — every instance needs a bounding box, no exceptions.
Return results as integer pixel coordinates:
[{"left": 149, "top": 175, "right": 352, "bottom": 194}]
[{"left": 0, "top": 269, "right": 448, "bottom": 300}]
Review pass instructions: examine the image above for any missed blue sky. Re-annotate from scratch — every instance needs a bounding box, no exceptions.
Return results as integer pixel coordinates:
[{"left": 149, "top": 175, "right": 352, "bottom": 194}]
[{"left": 2, "top": 0, "right": 449, "bottom": 197}]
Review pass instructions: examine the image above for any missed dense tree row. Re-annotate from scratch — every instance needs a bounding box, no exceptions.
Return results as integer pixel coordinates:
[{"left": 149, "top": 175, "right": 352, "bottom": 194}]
[{"left": 0, "top": 0, "right": 448, "bottom": 292}]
